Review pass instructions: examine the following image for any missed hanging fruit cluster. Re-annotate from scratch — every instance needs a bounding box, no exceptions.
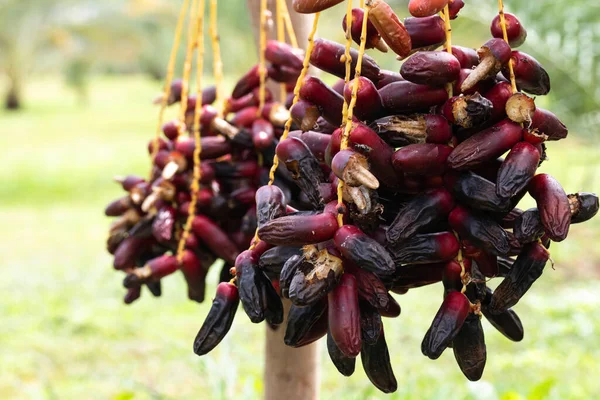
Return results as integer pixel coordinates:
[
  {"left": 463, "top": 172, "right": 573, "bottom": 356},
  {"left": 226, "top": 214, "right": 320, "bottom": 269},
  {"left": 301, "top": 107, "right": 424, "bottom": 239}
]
[{"left": 105, "top": 0, "right": 598, "bottom": 392}]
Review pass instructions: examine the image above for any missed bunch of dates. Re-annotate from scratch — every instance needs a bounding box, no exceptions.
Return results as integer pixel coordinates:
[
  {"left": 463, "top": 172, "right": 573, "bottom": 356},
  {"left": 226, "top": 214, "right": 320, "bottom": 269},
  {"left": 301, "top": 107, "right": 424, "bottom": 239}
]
[
  {"left": 191, "top": 0, "right": 599, "bottom": 392},
  {"left": 104, "top": 39, "right": 310, "bottom": 304},
  {"left": 106, "top": 0, "right": 599, "bottom": 392}
]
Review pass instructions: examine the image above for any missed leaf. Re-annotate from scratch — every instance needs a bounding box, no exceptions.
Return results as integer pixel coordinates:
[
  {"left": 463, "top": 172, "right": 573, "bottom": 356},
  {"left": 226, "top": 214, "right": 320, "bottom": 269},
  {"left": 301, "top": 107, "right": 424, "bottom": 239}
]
[
  {"left": 112, "top": 392, "right": 135, "bottom": 400},
  {"left": 527, "top": 378, "right": 556, "bottom": 400},
  {"left": 500, "top": 392, "right": 525, "bottom": 400}
]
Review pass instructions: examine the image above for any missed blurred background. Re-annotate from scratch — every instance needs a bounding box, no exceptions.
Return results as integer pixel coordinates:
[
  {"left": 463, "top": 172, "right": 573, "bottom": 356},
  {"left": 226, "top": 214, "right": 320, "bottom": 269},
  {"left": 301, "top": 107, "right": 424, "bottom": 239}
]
[{"left": 1, "top": 0, "right": 599, "bottom": 399}]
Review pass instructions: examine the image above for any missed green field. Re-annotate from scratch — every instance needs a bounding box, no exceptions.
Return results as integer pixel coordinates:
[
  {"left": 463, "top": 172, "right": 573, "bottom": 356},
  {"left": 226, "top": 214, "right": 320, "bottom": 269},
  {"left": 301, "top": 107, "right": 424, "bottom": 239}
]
[{"left": 1, "top": 76, "right": 599, "bottom": 400}]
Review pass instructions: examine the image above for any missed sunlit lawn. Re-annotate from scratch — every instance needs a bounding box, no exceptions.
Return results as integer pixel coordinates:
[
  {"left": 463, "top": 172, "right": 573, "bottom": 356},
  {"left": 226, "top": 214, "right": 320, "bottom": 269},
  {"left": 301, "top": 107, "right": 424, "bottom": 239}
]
[{"left": 1, "top": 76, "right": 599, "bottom": 400}]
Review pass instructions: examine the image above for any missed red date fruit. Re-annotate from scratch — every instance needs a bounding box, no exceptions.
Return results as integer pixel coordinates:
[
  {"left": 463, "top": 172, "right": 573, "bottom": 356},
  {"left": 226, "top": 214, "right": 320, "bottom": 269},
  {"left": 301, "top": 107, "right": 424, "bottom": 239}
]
[
  {"left": 290, "top": 100, "right": 320, "bottom": 132},
  {"left": 388, "top": 231, "right": 459, "bottom": 265},
  {"left": 255, "top": 185, "right": 287, "bottom": 229},
  {"left": 124, "top": 287, "right": 141, "bottom": 304},
  {"left": 105, "top": 195, "right": 133, "bottom": 217},
  {"left": 528, "top": 174, "right": 571, "bottom": 242},
  {"left": 530, "top": 107, "right": 568, "bottom": 141},
  {"left": 441, "top": 93, "right": 493, "bottom": 129},
  {"left": 328, "top": 123, "right": 399, "bottom": 189},
  {"left": 289, "top": 246, "right": 343, "bottom": 306},
  {"left": 370, "top": 114, "right": 452, "bottom": 146},
  {"left": 327, "top": 329, "right": 356, "bottom": 377},
  {"left": 393, "top": 143, "right": 453, "bottom": 176},
  {"left": 488, "top": 242, "right": 550, "bottom": 314},
  {"left": 231, "top": 65, "right": 260, "bottom": 99},
  {"left": 490, "top": 13, "right": 527, "bottom": 47},
  {"left": 449, "top": 205, "right": 510, "bottom": 255},
  {"left": 114, "top": 175, "right": 145, "bottom": 192},
  {"left": 276, "top": 137, "right": 326, "bottom": 207},
  {"left": 360, "top": 301, "right": 383, "bottom": 345},
  {"left": 450, "top": 46, "right": 479, "bottom": 69},
  {"left": 334, "top": 225, "right": 396, "bottom": 277},
  {"left": 251, "top": 119, "right": 275, "bottom": 150},
  {"left": 343, "top": 77, "right": 384, "bottom": 121},
  {"left": 379, "top": 81, "right": 448, "bottom": 114},
  {"left": 299, "top": 76, "right": 344, "bottom": 126},
  {"left": 369, "top": 0, "right": 412, "bottom": 58},
  {"left": 310, "top": 38, "right": 382, "bottom": 83},
  {"left": 342, "top": 8, "right": 386, "bottom": 52},
  {"left": 267, "top": 64, "right": 301, "bottom": 84},
  {"left": 481, "top": 288, "right": 524, "bottom": 342},
  {"left": 461, "top": 39, "right": 512, "bottom": 93},
  {"left": 191, "top": 215, "right": 239, "bottom": 265},
  {"left": 401, "top": 51, "right": 461, "bottom": 86},
  {"left": 236, "top": 251, "right": 283, "bottom": 325},
  {"left": 258, "top": 212, "right": 338, "bottom": 246},
  {"left": 288, "top": 130, "right": 331, "bottom": 162},
  {"left": 448, "top": 171, "right": 511, "bottom": 213},
  {"left": 452, "top": 314, "right": 487, "bottom": 381},
  {"left": 361, "top": 326, "right": 397, "bottom": 393},
  {"left": 447, "top": 119, "right": 523, "bottom": 170},
  {"left": 455, "top": 68, "right": 496, "bottom": 96},
  {"left": 258, "top": 246, "right": 301, "bottom": 279},
  {"left": 265, "top": 40, "right": 303, "bottom": 70},
  {"left": 332, "top": 149, "right": 379, "bottom": 189},
  {"left": 345, "top": 262, "right": 389, "bottom": 310},
  {"left": 422, "top": 291, "right": 470, "bottom": 359},
  {"left": 463, "top": 241, "right": 498, "bottom": 278},
  {"left": 113, "top": 236, "right": 152, "bottom": 270},
  {"left": 379, "top": 294, "right": 401, "bottom": 318},
  {"left": 328, "top": 273, "right": 362, "bottom": 357},
  {"left": 503, "top": 51, "right": 550, "bottom": 96},
  {"left": 496, "top": 142, "right": 540, "bottom": 199},
  {"left": 279, "top": 254, "right": 302, "bottom": 298},
  {"left": 387, "top": 188, "right": 455, "bottom": 245},
  {"left": 392, "top": 262, "right": 444, "bottom": 289},
  {"left": 569, "top": 192, "right": 599, "bottom": 224},
  {"left": 376, "top": 70, "right": 405, "bottom": 89},
  {"left": 284, "top": 300, "right": 327, "bottom": 347},
  {"left": 193, "top": 282, "right": 239, "bottom": 356},
  {"left": 447, "top": 0, "right": 464, "bottom": 19},
  {"left": 404, "top": 16, "right": 445, "bottom": 51},
  {"left": 408, "top": 0, "right": 449, "bottom": 17},
  {"left": 292, "top": 0, "right": 344, "bottom": 13},
  {"left": 483, "top": 81, "right": 513, "bottom": 122},
  {"left": 123, "top": 254, "right": 179, "bottom": 288},
  {"left": 442, "top": 259, "right": 471, "bottom": 294},
  {"left": 179, "top": 249, "right": 207, "bottom": 302}
]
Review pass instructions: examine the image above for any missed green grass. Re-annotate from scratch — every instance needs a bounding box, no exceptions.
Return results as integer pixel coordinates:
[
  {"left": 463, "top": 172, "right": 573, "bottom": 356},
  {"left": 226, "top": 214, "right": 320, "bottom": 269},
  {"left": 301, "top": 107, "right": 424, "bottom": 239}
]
[{"left": 1, "top": 76, "right": 599, "bottom": 400}]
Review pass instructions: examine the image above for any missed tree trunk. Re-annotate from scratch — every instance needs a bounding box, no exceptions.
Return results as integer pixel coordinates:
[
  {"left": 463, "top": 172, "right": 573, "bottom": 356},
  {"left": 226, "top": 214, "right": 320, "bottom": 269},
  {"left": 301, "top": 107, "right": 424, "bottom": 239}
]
[
  {"left": 245, "top": 2, "right": 320, "bottom": 399},
  {"left": 5, "top": 76, "right": 22, "bottom": 110},
  {"left": 264, "top": 300, "right": 320, "bottom": 400}
]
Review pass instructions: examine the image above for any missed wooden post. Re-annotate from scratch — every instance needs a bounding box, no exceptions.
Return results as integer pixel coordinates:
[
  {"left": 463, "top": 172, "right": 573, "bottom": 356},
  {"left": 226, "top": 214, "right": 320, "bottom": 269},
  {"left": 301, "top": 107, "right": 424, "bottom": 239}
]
[{"left": 245, "top": 2, "right": 320, "bottom": 399}]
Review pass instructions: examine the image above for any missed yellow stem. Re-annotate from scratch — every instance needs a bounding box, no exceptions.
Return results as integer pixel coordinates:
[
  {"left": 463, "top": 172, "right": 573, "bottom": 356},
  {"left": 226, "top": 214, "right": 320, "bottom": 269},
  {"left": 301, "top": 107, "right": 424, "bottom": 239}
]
[
  {"left": 497, "top": 0, "right": 517, "bottom": 93},
  {"left": 177, "top": 0, "right": 206, "bottom": 262},
  {"left": 280, "top": 0, "right": 299, "bottom": 49},
  {"left": 340, "top": 0, "right": 354, "bottom": 127},
  {"left": 179, "top": 0, "right": 200, "bottom": 124},
  {"left": 209, "top": 0, "right": 225, "bottom": 117},
  {"left": 336, "top": 3, "right": 371, "bottom": 227},
  {"left": 150, "top": 0, "right": 191, "bottom": 178},
  {"left": 441, "top": 6, "right": 453, "bottom": 98},
  {"left": 257, "top": 0, "right": 268, "bottom": 117},
  {"left": 276, "top": 0, "right": 287, "bottom": 102}
]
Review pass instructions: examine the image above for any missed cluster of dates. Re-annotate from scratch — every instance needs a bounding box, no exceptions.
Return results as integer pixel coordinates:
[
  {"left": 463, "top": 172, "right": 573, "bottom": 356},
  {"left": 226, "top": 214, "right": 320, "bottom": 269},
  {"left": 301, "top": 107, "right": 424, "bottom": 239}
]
[
  {"left": 192, "top": 0, "right": 599, "bottom": 392},
  {"left": 104, "top": 39, "right": 310, "bottom": 304}
]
